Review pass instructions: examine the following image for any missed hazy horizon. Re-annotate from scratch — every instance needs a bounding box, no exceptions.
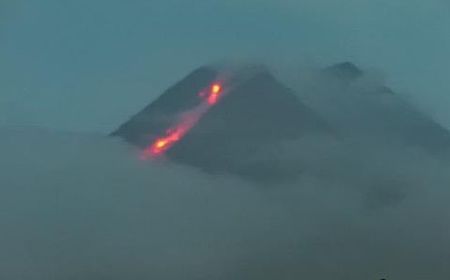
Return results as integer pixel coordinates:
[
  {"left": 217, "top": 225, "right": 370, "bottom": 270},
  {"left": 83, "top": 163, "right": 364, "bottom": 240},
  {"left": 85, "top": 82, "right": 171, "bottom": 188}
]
[{"left": 1, "top": 0, "right": 450, "bottom": 133}]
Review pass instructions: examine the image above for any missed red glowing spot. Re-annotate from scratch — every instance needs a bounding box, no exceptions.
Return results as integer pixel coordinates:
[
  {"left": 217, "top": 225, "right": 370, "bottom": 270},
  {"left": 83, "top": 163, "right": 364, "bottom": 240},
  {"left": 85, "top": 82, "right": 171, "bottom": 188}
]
[
  {"left": 212, "top": 84, "right": 221, "bottom": 94},
  {"left": 155, "top": 139, "right": 168, "bottom": 149},
  {"left": 207, "top": 83, "right": 223, "bottom": 105},
  {"left": 146, "top": 125, "right": 187, "bottom": 156},
  {"left": 143, "top": 113, "right": 200, "bottom": 158}
]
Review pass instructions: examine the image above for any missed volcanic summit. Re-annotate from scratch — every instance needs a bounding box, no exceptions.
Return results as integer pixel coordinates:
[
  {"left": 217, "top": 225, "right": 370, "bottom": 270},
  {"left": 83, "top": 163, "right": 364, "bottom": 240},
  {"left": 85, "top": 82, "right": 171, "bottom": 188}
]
[{"left": 112, "top": 65, "right": 331, "bottom": 180}]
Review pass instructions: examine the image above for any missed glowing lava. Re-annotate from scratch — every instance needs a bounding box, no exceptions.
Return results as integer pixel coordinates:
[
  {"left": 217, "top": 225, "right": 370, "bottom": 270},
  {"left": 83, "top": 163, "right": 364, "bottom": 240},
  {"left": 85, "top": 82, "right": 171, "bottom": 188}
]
[
  {"left": 207, "top": 83, "right": 223, "bottom": 105},
  {"left": 147, "top": 125, "right": 188, "bottom": 156},
  {"left": 143, "top": 81, "right": 225, "bottom": 158}
]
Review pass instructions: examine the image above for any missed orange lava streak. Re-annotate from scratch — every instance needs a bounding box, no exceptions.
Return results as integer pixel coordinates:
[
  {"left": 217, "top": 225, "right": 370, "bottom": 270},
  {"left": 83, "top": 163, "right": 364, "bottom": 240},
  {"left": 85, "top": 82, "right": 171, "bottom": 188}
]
[
  {"left": 143, "top": 81, "right": 224, "bottom": 158},
  {"left": 150, "top": 127, "right": 185, "bottom": 154},
  {"left": 143, "top": 114, "right": 199, "bottom": 157}
]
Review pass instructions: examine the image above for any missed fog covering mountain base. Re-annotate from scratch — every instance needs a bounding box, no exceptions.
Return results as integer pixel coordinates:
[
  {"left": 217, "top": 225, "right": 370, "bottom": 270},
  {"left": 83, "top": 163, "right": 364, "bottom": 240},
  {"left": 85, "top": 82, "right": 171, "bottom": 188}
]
[{"left": 1, "top": 63, "right": 450, "bottom": 279}]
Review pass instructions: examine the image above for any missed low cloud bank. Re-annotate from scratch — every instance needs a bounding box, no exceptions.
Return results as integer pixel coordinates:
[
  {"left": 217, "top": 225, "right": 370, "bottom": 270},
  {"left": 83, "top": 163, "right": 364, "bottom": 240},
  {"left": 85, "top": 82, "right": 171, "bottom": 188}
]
[{"left": 0, "top": 121, "right": 449, "bottom": 280}]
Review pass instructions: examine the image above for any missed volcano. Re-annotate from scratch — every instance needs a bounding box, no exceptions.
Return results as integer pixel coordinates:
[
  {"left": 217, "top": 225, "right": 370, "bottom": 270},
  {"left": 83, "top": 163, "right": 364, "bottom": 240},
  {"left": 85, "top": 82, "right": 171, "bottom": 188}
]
[
  {"left": 112, "top": 65, "right": 331, "bottom": 180},
  {"left": 112, "top": 62, "right": 450, "bottom": 180}
]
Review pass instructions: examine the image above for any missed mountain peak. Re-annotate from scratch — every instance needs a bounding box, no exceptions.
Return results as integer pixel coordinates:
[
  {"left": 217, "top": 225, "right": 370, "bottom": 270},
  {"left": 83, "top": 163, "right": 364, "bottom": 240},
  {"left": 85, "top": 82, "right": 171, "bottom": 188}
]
[{"left": 323, "top": 62, "right": 363, "bottom": 82}]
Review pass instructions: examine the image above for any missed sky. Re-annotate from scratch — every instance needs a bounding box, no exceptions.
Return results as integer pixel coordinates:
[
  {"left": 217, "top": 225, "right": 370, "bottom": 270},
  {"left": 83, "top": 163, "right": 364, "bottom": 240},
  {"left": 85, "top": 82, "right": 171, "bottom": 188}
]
[{"left": 1, "top": 0, "right": 449, "bottom": 133}]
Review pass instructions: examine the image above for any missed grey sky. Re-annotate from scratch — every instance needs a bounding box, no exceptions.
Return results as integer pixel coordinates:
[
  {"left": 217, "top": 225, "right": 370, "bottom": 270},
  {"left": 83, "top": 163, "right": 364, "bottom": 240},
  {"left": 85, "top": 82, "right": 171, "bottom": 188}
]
[{"left": 1, "top": 0, "right": 449, "bottom": 132}]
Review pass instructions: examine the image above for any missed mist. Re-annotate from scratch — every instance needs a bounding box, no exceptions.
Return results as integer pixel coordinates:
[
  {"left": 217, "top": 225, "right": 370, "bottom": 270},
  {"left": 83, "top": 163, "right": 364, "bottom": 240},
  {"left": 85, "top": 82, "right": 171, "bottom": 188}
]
[
  {"left": 1, "top": 0, "right": 449, "bottom": 279},
  {"left": 1, "top": 66, "right": 450, "bottom": 279}
]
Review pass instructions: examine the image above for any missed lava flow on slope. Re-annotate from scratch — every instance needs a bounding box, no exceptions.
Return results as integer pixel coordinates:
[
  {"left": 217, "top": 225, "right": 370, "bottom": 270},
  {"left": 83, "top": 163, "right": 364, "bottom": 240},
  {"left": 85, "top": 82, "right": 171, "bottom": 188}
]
[
  {"left": 142, "top": 82, "right": 224, "bottom": 158},
  {"left": 112, "top": 65, "right": 331, "bottom": 181}
]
